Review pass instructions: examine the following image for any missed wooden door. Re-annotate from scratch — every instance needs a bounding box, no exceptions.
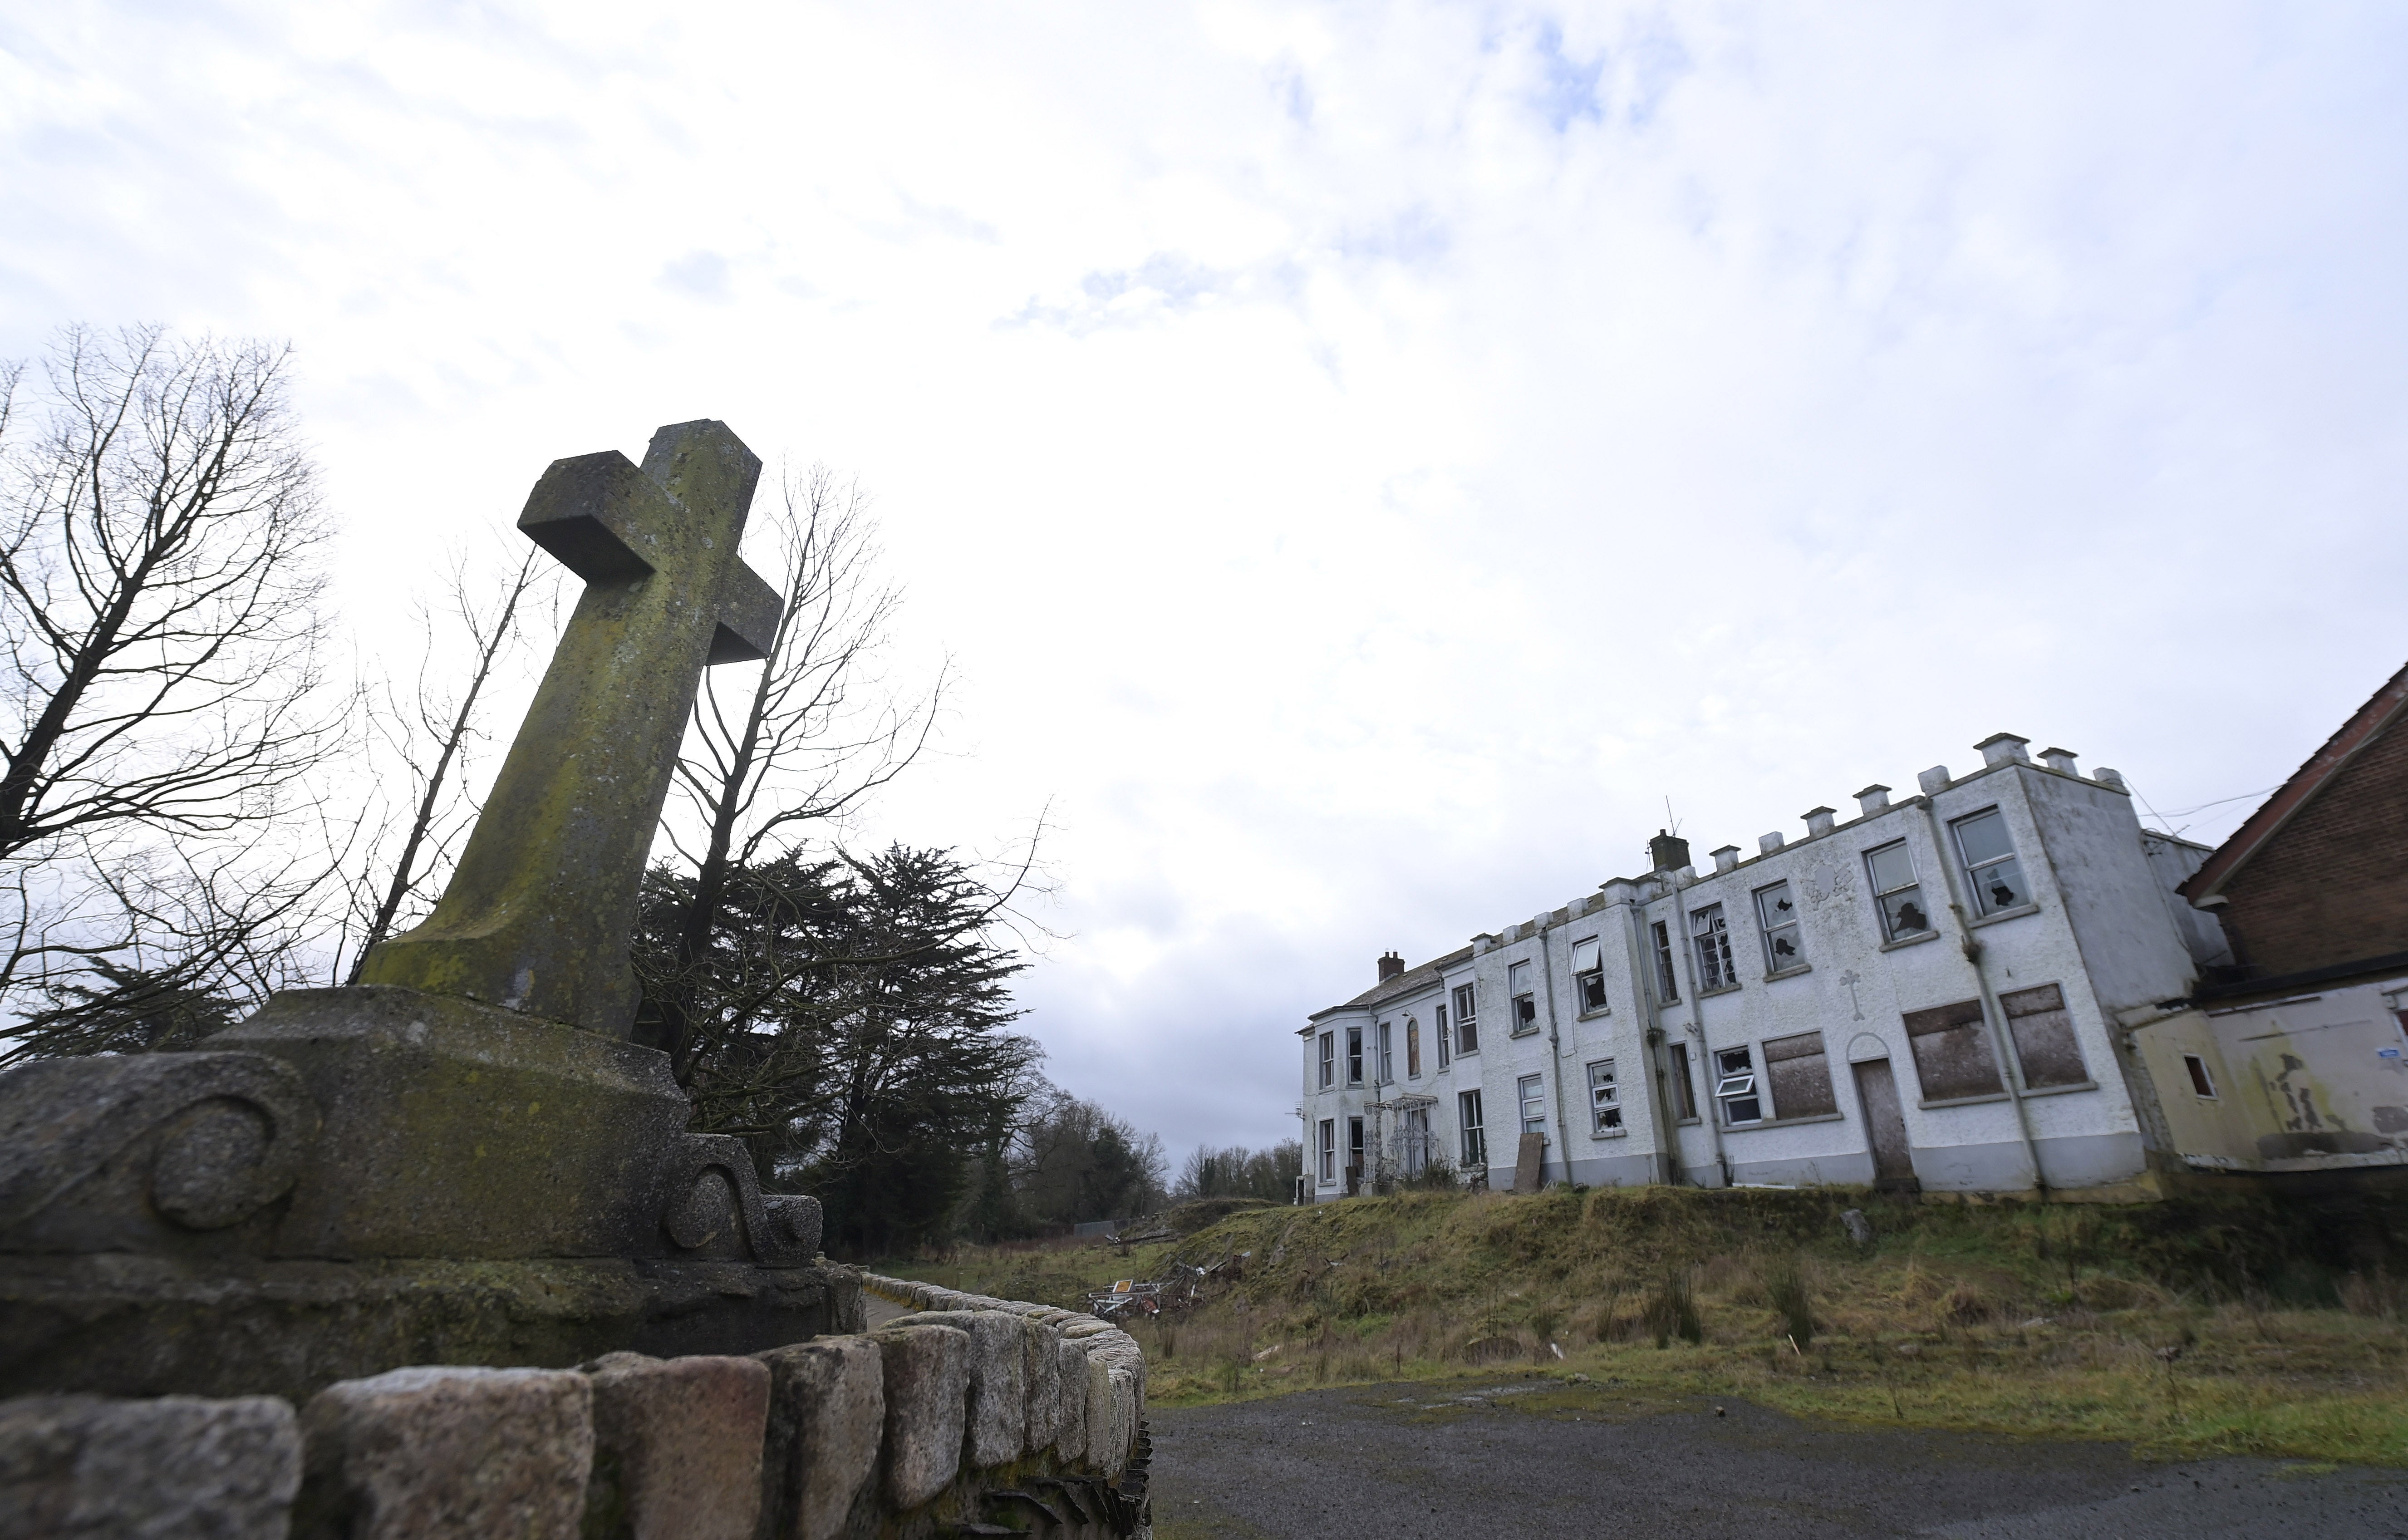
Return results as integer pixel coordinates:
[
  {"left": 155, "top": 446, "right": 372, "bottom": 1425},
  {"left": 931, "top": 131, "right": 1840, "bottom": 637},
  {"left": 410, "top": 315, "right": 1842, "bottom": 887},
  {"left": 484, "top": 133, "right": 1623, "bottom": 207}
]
[{"left": 1852, "top": 1059, "right": 1917, "bottom": 1189}]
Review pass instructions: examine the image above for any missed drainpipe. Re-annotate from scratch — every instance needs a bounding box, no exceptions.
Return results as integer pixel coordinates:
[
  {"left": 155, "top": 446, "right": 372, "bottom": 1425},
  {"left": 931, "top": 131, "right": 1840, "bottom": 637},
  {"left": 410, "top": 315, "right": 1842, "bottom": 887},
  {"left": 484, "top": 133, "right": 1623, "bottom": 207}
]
[
  {"left": 1619, "top": 895, "right": 1681, "bottom": 1185},
  {"left": 1915, "top": 795, "right": 2045, "bottom": 1198},
  {"left": 1537, "top": 923, "right": 1576, "bottom": 1185},
  {"left": 1662, "top": 876, "right": 1729, "bottom": 1186}
]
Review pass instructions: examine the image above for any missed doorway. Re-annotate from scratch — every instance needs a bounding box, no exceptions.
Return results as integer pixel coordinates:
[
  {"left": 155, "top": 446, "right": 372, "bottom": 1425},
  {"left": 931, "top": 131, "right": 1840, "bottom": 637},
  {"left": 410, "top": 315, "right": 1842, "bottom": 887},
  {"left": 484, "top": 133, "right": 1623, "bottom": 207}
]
[{"left": 1852, "top": 1059, "right": 1918, "bottom": 1191}]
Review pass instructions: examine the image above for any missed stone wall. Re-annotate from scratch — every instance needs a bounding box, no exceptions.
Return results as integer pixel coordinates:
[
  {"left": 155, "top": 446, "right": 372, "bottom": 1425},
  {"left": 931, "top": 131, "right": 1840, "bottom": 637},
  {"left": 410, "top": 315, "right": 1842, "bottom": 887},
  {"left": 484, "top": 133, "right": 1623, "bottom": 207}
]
[{"left": 0, "top": 1275, "right": 1150, "bottom": 1540}]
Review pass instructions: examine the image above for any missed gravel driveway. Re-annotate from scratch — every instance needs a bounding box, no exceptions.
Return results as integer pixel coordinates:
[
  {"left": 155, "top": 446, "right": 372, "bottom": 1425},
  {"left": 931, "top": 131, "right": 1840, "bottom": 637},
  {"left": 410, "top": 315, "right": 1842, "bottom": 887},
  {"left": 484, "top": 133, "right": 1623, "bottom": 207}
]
[{"left": 1145, "top": 1380, "right": 2408, "bottom": 1539}]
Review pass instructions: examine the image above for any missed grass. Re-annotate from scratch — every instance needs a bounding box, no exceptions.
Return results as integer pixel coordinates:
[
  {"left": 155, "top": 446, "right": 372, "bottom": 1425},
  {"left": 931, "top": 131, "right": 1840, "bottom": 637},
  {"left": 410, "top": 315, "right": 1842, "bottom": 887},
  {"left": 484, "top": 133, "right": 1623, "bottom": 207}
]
[{"left": 877, "top": 1183, "right": 2408, "bottom": 1466}]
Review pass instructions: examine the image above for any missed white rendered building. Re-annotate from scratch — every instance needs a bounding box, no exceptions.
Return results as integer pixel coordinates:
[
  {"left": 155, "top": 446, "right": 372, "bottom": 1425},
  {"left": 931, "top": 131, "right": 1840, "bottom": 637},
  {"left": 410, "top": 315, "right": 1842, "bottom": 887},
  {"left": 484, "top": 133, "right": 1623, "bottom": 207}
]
[{"left": 1295, "top": 734, "right": 2225, "bottom": 1201}]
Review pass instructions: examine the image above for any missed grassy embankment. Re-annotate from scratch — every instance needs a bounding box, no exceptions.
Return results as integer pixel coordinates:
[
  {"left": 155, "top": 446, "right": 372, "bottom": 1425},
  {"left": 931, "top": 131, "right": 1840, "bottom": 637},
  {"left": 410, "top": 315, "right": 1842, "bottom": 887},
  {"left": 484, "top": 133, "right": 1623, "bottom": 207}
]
[{"left": 881, "top": 1184, "right": 2408, "bottom": 1465}]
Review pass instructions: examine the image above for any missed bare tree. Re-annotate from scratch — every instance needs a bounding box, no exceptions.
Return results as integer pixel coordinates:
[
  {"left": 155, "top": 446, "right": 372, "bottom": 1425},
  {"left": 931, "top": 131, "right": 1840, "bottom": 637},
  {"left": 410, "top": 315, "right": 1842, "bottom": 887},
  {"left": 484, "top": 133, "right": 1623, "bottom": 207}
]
[
  {"left": 0, "top": 325, "right": 341, "bottom": 1058},
  {"left": 641, "top": 464, "right": 949, "bottom": 1084},
  {"left": 334, "top": 541, "right": 552, "bottom": 984}
]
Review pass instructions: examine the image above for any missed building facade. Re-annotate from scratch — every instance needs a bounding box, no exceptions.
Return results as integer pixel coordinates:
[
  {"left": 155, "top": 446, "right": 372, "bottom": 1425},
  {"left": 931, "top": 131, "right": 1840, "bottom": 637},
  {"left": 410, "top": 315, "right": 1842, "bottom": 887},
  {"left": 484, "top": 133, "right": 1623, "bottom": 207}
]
[
  {"left": 2128, "top": 662, "right": 2408, "bottom": 1180},
  {"left": 1297, "top": 734, "right": 2228, "bottom": 1201}
]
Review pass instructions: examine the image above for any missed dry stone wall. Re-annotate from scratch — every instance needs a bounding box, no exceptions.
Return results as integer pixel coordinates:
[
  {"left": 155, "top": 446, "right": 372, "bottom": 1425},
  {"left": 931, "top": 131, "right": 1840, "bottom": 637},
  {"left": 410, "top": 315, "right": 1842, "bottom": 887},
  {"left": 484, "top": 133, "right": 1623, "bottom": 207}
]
[{"left": 0, "top": 1275, "right": 1149, "bottom": 1540}]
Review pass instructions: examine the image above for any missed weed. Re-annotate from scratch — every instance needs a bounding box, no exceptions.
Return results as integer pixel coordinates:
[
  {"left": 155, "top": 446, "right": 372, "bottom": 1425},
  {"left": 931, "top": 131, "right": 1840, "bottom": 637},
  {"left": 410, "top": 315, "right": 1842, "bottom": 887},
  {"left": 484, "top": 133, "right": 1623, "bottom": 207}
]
[
  {"left": 1646, "top": 1269, "right": 1704, "bottom": 1348},
  {"left": 1765, "top": 1252, "right": 1815, "bottom": 1347}
]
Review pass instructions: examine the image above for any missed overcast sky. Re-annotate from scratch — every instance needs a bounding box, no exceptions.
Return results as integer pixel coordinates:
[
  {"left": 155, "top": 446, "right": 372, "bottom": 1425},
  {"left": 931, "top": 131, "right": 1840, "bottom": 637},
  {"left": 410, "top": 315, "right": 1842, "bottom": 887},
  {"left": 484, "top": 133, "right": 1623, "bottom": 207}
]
[{"left": 5, "top": 3, "right": 2405, "bottom": 1166}]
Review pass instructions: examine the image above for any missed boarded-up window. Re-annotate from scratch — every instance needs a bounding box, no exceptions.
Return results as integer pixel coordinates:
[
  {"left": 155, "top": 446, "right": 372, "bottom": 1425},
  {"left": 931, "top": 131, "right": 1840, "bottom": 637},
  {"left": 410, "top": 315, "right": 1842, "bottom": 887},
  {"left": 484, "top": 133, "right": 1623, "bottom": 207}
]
[
  {"left": 2000, "top": 983, "right": 2086, "bottom": 1088},
  {"left": 1763, "top": 1030, "right": 1838, "bottom": 1118},
  {"left": 1903, "top": 997, "right": 2004, "bottom": 1102}
]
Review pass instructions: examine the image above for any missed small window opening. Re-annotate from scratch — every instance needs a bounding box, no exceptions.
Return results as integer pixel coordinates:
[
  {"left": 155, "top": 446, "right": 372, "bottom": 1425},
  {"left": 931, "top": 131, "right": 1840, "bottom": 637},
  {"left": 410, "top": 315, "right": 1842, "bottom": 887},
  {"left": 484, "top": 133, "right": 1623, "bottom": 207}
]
[
  {"left": 1715, "top": 1046, "right": 1762, "bottom": 1125},
  {"left": 2183, "top": 1053, "right": 2218, "bottom": 1099},
  {"left": 1573, "top": 935, "right": 1607, "bottom": 1013}
]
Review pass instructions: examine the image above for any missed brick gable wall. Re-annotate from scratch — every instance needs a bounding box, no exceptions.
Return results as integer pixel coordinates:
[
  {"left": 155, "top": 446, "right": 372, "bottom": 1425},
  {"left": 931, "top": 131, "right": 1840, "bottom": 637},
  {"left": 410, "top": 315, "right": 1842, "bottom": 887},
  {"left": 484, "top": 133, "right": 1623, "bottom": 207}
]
[{"left": 2217, "top": 715, "right": 2408, "bottom": 975}]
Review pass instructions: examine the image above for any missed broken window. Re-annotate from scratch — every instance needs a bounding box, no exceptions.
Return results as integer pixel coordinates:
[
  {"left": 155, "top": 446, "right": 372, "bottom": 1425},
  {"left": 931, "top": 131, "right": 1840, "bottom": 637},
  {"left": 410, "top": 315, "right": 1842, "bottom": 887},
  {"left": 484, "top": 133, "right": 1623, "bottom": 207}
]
[
  {"left": 1755, "top": 881, "right": 1805, "bottom": 973},
  {"left": 1865, "top": 839, "right": 1931, "bottom": 941},
  {"left": 1518, "top": 1073, "right": 1548, "bottom": 1134},
  {"left": 2183, "top": 1053, "right": 2218, "bottom": 1099},
  {"left": 1651, "top": 920, "right": 1680, "bottom": 1003},
  {"left": 1691, "top": 903, "right": 1735, "bottom": 990},
  {"left": 1452, "top": 983, "right": 1479, "bottom": 1053},
  {"left": 1378, "top": 1021, "right": 1394, "bottom": 1083},
  {"left": 1406, "top": 1017, "right": 1422, "bottom": 1078},
  {"left": 1435, "top": 1004, "right": 1451, "bottom": 1068},
  {"left": 2000, "top": 982, "right": 2087, "bottom": 1089},
  {"left": 1587, "top": 1058, "right": 1623, "bottom": 1134},
  {"left": 1668, "top": 1042, "right": 1699, "bottom": 1121},
  {"left": 1346, "top": 1025, "right": 1363, "bottom": 1084},
  {"left": 1951, "top": 808, "right": 2030, "bottom": 917},
  {"left": 1317, "top": 1118, "right": 1337, "bottom": 1183},
  {"left": 1763, "top": 1030, "right": 1838, "bottom": 1118},
  {"left": 1317, "top": 1031, "right": 1334, "bottom": 1090},
  {"left": 1572, "top": 935, "right": 1608, "bottom": 1013},
  {"left": 1715, "top": 1046, "right": 1762, "bottom": 1125},
  {"left": 1459, "top": 1090, "right": 1486, "bottom": 1167},
  {"left": 1903, "top": 997, "right": 2005, "bottom": 1102},
  {"left": 1509, "top": 959, "right": 1538, "bottom": 1034}
]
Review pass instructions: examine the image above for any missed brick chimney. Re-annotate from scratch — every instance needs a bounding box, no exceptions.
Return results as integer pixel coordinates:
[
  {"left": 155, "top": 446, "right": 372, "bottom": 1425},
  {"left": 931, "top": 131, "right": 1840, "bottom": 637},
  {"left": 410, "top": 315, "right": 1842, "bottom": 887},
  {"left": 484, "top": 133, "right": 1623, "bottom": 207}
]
[
  {"left": 1648, "top": 829, "right": 1691, "bottom": 873},
  {"left": 1377, "top": 951, "right": 1405, "bottom": 983}
]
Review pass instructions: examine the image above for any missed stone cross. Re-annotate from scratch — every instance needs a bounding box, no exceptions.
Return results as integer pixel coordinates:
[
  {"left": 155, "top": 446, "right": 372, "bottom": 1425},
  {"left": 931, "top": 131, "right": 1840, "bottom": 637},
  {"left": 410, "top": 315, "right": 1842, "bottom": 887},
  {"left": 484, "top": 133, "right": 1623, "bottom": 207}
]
[
  {"left": 360, "top": 420, "right": 782, "bottom": 1036},
  {"left": 1839, "top": 968, "right": 1865, "bottom": 1021}
]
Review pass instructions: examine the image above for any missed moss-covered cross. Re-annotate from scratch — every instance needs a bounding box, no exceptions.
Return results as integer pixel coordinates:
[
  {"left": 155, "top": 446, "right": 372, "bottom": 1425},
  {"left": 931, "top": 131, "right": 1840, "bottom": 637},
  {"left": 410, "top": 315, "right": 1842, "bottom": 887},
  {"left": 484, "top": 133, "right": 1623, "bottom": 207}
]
[{"left": 360, "top": 420, "right": 782, "bottom": 1036}]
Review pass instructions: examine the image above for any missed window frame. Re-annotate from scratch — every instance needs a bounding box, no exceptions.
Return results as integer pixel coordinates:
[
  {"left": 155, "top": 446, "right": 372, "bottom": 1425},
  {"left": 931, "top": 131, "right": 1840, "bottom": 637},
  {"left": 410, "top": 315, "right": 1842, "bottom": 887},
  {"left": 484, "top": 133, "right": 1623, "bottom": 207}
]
[
  {"left": 1667, "top": 1041, "right": 1699, "bottom": 1122},
  {"left": 1587, "top": 1057, "right": 1623, "bottom": 1135},
  {"left": 1508, "top": 958, "right": 1538, "bottom": 1035},
  {"left": 1346, "top": 1025, "right": 1363, "bottom": 1085},
  {"left": 1950, "top": 806, "right": 2032, "bottom": 918},
  {"left": 1316, "top": 1031, "right": 1334, "bottom": 1090},
  {"left": 1317, "top": 1118, "right": 1337, "bottom": 1183},
  {"left": 1651, "top": 920, "right": 1680, "bottom": 1003},
  {"left": 1517, "top": 1072, "right": 1548, "bottom": 1136},
  {"left": 1458, "top": 1089, "right": 1486, "bottom": 1168},
  {"left": 1863, "top": 838, "right": 1932, "bottom": 942},
  {"left": 1714, "top": 1045, "right": 1763, "bottom": 1126},
  {"left": 1377, "top": 1021, "right": 1394, "bottom": 1084},
  {"left": 1452, "top": 984, "right": 1480, "bottom": 1053},
  {"left": 2182, "top": 1053, "right": 2218, "bottom": 1099},
  {"left": 1691, "top": 903, "right": 1736, "bottom": 991},
  {"left": 1406, "top": 1016, "right": 1422, "bottom": 1078},
  {"left": 1572, "top": 935, "right": 1608, "bottom": 1014},
  {"left": 1754, "top": 880, "right": 1806, "bottom": 974},
  {"left": 1435, "top": 1004, "right": 1451, "bottom": 1068}
]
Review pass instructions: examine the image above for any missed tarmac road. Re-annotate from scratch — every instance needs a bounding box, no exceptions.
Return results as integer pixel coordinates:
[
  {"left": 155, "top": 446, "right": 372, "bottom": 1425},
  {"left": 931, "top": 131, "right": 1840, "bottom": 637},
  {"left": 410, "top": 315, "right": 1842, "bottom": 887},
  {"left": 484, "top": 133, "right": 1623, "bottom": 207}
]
[{"left": 1144, "top": 1380, "right": 2408, "bottom": 1539}]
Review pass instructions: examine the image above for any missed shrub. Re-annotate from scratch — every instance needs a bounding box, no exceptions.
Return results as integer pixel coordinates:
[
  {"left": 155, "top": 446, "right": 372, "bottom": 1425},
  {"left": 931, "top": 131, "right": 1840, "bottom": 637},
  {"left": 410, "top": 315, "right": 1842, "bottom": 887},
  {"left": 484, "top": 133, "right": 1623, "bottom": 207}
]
[
  {"left": 1765, "top": 1253, "right": 1814, "bottom": 1346},
  {"left": 1645, "top": 1269, "right": 1703, "bottom": 1347}
]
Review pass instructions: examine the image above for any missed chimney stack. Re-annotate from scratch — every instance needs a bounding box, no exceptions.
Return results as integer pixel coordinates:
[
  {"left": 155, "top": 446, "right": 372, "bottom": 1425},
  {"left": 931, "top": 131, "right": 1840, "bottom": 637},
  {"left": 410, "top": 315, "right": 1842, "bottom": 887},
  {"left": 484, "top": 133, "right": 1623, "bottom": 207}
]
[
  {"left": 1648, "top": 829, "right": 1692, "bottom": 873},
  {"left": 1377, "top": 950, "right": 1405, "bottom": 983}
]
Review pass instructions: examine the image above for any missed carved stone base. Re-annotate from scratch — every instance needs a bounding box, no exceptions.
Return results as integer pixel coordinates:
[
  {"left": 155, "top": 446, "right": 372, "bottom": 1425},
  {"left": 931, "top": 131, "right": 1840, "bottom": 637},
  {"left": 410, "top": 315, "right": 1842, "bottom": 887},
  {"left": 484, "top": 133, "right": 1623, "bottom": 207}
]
[
  {"left": 0, "top": 1252, "right": 863, "bottom": 1402},
  {"left": 0, "top": 984, "right": 852, "bottom": 1399}
]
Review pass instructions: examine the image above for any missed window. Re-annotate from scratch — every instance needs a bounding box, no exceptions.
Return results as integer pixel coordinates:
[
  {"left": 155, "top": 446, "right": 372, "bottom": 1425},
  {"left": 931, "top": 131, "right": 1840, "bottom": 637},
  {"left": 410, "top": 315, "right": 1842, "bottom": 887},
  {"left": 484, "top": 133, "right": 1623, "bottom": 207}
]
[
  {"left": 1755, "top": 881, "right": 1805, "bottom": 973},
  {"left": 1347, "top": 1117, "right": 1365, "bottom": 1175},
  {"left": 1865, "top": 840, "right": 1931, "bottom": 941},
  {"left": 2182, "top": 1053, "right": 2218, "bottom": 1099},
  {"left": 1763, "top": 1030, "right": 1838, "bottom": 1117},
  {"left": 1317, "top": 1032, "right": 1334, "bottom": 1090},
  {"left": 1435, "top": 1005, "right": 1451, "bottom": 1068},
  {"left": 1572, "top": 935, "right": 1608, "bottom": 1013},
  {"left": 1667, "top": 1042, "right": 1699, "bottom": 1121},
  {"left": 2000, "top": 983, "right": 2087, "bottom": 1089},
  {"left": 1346, "top": 1026, "right": 1363, "bottom": 1085},
  {"left": 1951, "top": 808, "right": 2030, "bottom": 917},
  {"left": 1715, "top": 1047, "right": 1762, "bottom": 1125},
  {"left": 1378, "top": 1022, "right": 1394, "bottom": 1083},
  {"left": 1691, "top": 903, "right": 1735, "bottom": 990},
  {"left": 1587, "top": 1058, "right": 1623, "bottom": 1134},
  {"left": 1902, "top": 997, "right": 2005, "bottom": 1102},
  {"left": 1406, "top": 1017, "right": 1422, "bottom": 1078},
  {"left": 1508, "top": 959, "right": 1538, "bottom": 1033},
  {"left": 1459, "top": 1090, "right": 1486, "bottom": 1167},
  {"left": 1317, "top": 1118, "right": 1336, "bottom": 1183},
  {"left": 1651, "top": 920, "right": 1680, "bottom": 1003},
  {"left": 1518, "top": 1073, "right": 1548, "bottom": 1135},
  {"left": 1452, "top": 984, "right": 1479, "bottom": 1053}
]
